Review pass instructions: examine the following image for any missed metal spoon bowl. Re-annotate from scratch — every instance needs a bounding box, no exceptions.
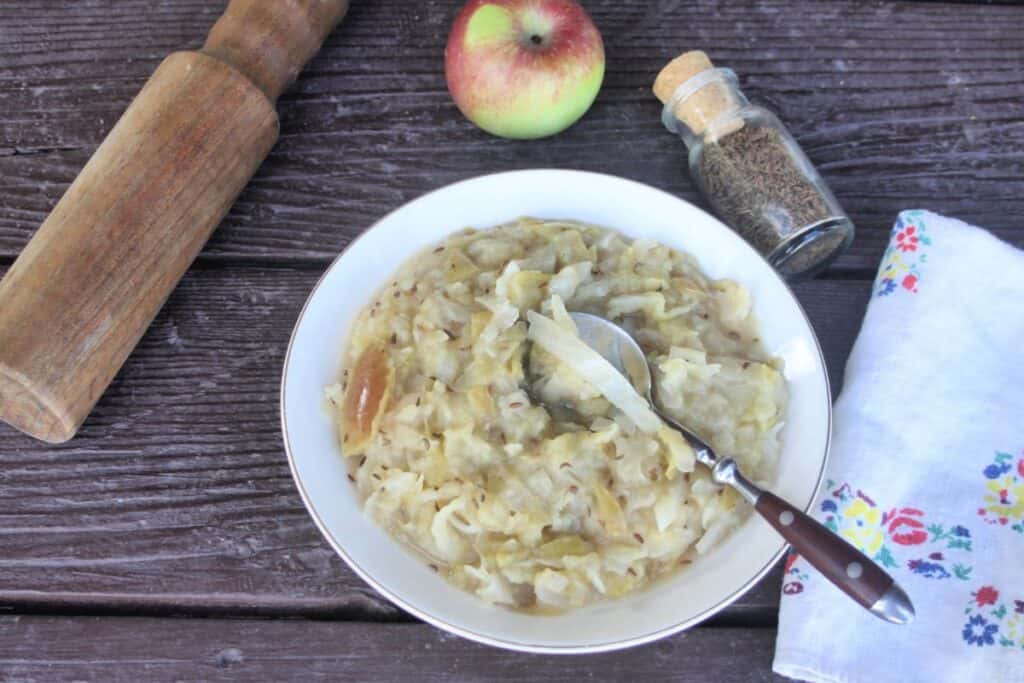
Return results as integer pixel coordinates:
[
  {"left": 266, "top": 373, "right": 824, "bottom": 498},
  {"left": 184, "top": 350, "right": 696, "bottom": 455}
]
[{"left": 564, "top": 312, "right": 915, "bottom": 625}]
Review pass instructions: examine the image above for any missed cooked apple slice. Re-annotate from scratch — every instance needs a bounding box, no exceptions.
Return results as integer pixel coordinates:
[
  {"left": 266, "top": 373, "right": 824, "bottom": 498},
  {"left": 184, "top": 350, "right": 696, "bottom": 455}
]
[{"left": 342, "top": 344, "right": 392, "bottom": 453}]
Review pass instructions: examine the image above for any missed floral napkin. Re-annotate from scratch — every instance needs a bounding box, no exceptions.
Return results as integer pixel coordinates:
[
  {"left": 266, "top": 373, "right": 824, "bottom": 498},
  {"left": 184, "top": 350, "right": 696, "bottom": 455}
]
[{"left": 773, "top": 211, "right": 1024, "bottom": 682}]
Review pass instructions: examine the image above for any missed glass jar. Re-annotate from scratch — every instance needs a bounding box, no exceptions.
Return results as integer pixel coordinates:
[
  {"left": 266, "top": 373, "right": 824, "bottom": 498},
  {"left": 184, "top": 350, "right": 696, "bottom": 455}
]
[{"left": 660, "top": 65, "right": 854, "bottom": 278}]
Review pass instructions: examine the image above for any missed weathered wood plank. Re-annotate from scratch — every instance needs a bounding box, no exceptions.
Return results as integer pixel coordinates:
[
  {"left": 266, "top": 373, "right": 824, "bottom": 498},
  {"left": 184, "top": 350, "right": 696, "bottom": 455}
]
[
  {"left": 0, "top": 616, "right": 786, "bottom": 682},
  {"left": 0, "top": 264, "right": 868, "bottom": 617},
  {"left": 0, "top": 0, "right": 1021, "bottom": 269}
]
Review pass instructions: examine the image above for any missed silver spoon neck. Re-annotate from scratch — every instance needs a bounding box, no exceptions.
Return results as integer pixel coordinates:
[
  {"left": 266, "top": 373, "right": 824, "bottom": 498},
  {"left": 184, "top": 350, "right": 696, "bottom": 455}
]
[{"left": 709, "top": 457, "right": 763, "bottom": 504}]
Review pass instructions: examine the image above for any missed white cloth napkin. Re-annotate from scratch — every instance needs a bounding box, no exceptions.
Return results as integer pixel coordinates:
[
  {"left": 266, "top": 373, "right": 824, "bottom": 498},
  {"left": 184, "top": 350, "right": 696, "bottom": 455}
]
[{"left": 773, "top": 210, "right": 1024, "bottom": 683}]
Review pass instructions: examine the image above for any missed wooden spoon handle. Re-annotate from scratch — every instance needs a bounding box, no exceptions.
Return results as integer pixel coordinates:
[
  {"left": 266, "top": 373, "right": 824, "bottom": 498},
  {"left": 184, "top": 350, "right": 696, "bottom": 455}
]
[
  {"left": 756, "top": 492, "right": 915, "bottom": 623},
  {"left": 203, "top": 0, "right": 349, "bottom": 102}
]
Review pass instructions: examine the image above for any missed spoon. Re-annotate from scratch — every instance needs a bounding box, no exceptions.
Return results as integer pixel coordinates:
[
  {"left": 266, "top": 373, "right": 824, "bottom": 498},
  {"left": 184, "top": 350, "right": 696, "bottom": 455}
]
[{"left": 566, "top": 312, "right": 915, "bottom": 625}]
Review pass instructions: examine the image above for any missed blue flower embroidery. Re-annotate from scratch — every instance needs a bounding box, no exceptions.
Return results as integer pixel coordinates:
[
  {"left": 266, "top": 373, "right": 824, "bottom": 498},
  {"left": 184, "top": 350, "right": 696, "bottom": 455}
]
[
  {"left": 952, "top": 525, "right": 971, "bottom": 538},
  {"left": 962, "top": 615, "right": 998, "bottom": 646},
  {"left": 983, "top": 462, "right": 1011, "bottom": 479},
  {"left": 821, "top": 500, "right": 838, "bottom": 513},
  {"left": 908, "top": 559, "right": 950, "bottom": 579},
  {"left": 877, "top": 278, "right": 896, "bottom": 296}
]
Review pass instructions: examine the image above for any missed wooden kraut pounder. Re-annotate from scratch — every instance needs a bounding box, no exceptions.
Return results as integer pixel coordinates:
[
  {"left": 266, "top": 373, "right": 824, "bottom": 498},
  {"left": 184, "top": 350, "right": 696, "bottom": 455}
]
[{"left": 0, "top": 0, "right": 349, "bottom": 443}]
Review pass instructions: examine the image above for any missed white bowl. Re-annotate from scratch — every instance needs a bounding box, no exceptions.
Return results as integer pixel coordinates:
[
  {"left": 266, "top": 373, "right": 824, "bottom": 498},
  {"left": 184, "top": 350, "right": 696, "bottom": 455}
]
[{"left": 281, "top": 169, "right": 830, "bottom": 653}]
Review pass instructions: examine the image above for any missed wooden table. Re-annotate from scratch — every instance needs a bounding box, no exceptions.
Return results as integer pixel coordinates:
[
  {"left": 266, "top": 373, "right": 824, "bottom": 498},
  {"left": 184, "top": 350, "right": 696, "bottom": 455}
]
[{"left": 1, "top": 0, "right": 1021, "bottom": 679}]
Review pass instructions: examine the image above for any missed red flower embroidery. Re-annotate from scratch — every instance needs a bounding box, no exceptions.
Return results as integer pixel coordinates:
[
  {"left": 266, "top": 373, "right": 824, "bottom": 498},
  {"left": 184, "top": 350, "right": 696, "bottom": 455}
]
[
  {"left": 785, "top": 552, "right": 801, "bottom": 573},
  {"left": 783, "top": 582, "right": 804, "bottom": 595},
  {"left": 886, "top": 507, "right": 928, "bottom": 545},
  {"left": 896, "top": 227, "right": 919, "bottom": 253},
  {"left": 902, "top": 274, "right": 918, "bottom": 291},
  {"left": 1018, "top": 459, "right": 1024, "bottom": 478},
  {"left": 975, "top": 586, "right": 999, "bottom": 606}
]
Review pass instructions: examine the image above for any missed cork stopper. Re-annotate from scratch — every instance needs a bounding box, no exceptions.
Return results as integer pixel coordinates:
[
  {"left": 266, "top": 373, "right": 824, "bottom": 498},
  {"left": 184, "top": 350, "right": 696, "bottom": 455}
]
[{"left": 653, "top": 51, "right": 742, "bottom": 138}]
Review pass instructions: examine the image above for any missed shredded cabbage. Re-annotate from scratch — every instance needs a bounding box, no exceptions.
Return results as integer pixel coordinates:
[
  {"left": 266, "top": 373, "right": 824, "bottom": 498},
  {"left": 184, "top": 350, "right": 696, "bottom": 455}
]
[
  {"left": 333, "top": 218, "right": 787, "bottom": 612},
  {"left": 526, "top": 309, "right": 662, "bottom": 434}
]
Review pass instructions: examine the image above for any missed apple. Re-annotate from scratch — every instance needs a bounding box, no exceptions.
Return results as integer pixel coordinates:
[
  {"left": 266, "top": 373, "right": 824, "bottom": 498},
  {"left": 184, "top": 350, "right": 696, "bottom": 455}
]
[{"left": 445, "top": 0, "right": 605, "bottom": 140}]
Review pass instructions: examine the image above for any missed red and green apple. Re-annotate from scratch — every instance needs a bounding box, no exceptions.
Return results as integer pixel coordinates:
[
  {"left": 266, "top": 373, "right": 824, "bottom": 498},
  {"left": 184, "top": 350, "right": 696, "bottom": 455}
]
[{"left": 445, "top": 0, "right": 605, "bottom": 139}]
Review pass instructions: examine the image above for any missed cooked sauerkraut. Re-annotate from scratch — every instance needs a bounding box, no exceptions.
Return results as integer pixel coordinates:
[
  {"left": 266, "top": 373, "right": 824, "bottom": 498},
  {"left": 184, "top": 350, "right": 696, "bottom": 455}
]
[{"left": 327, "top": 218, "right": 787, "bottom": 611}]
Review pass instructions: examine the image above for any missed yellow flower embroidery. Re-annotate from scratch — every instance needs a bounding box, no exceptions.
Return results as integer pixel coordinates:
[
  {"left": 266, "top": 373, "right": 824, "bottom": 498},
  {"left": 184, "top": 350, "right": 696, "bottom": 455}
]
[
  {"left": 983, "top": 476, "right": 1024, "bottom": 519},
  {"left": 1006, "top": 614, "right": 1023, "bottom": 646},
  {"left": 839, "top": 498, "right": 885, "bottom": 555}
]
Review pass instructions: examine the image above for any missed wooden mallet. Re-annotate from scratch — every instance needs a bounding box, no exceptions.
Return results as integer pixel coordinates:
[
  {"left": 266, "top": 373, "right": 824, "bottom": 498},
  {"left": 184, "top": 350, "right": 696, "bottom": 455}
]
[{"left": 0, "top": 0, "right": 350, "bottom": 443}]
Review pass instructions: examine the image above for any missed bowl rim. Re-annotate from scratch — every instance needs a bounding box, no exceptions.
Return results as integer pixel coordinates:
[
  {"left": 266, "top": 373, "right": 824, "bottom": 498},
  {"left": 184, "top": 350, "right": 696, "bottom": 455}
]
[{"left": 280, "top": 169, "right": 832, "bottom": 654}]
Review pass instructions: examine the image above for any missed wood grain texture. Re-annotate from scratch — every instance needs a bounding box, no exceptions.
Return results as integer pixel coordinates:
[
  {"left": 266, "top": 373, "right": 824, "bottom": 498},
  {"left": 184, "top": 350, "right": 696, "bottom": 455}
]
[
  {"left": 203, "top": 0, "right": 349, "bottom": 102},
  {"left": 0, "top": 616, "right": 787, "bottom": 682},
  {"left": 0, "top": 0, "right": 358, "bottom": 443},
  {"left": 0, "top": 0, "right": 1022, "bottom": 271},
  {"left": 0, "top": 265, "right": 867, "bottom": 618},
  {"left": 0, "top": 1, "right": 1007, "bottom": 675},
  {"left": 0, "top": 52, "right": 280, "bottom": 443}
]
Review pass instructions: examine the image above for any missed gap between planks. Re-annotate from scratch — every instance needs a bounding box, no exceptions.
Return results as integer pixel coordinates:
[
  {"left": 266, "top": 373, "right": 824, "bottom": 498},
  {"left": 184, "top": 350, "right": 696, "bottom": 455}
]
[
  {"left": 0, "top": 252, "right": 881, "bottom": 281},
  {"left": 0, "top": 594, "right": 778, "bottom": 628}
]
